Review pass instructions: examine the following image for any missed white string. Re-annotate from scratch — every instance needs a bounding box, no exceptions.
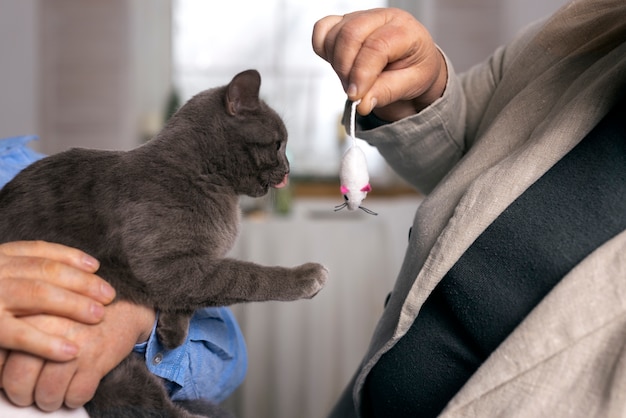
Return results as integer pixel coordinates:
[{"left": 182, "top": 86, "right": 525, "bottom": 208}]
[{"left": 349, "top": 99, "right": 361, "bottom": 146}]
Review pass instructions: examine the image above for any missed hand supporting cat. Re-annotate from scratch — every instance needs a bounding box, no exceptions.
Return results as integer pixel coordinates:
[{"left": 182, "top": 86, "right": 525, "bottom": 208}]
[{"left": 0, "top": 69, "right": 328, "bottom": 417}]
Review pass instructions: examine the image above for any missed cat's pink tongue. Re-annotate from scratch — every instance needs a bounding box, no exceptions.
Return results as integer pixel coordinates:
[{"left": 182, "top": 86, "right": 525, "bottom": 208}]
[{"left": 273, "top": 174, "right": 289, "bottom": 189}]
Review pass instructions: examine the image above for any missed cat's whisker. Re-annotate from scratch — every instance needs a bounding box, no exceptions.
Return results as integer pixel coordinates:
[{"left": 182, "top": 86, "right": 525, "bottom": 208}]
[{"left": 359, "top": 206, "right": 378, "bottom": 216}]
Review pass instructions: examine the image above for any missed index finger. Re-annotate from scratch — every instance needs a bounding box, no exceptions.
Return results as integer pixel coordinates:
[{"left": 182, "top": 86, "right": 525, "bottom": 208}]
[
  {"left": 313, "top": 12, "right": 385, "bottom": 93},
  {"left": 345, "top": 9, "right": 430, "bottom": 103},
  {"left": 0, "top": 241, "right": 115, "bottom": 304},
  {"left": 0, "top": 241, "right": 99, "bottom": 273},
  {"left": 312, "top": 14, "right": 343, "bottom": 61}
]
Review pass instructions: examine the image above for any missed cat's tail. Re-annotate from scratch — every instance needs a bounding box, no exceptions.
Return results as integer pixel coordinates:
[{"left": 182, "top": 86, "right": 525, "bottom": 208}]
[
  {"left": 175, "top": 399, "right": 235, "bottom": 418},
  {"left": 86, "top": 354, "right": 233, "bottom": 418}
]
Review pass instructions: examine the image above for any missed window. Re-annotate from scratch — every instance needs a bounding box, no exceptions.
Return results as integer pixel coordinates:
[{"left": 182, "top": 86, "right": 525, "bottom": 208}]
[{"left": 172, "top": 0, "right": 386, "bottom": 178}]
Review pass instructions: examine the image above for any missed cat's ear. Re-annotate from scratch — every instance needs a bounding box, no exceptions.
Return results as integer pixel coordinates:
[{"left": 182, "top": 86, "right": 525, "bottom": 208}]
[{"left": 225, "top": 69, "right": 261, "bottom": 116}]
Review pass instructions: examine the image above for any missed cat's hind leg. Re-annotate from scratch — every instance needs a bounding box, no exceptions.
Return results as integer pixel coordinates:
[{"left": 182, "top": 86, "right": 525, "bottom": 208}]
[
  {"left": 85, "top": 354, "right": 203, "bottom": 418},
  {"left": 156, "top": 311, "right": 193, "bottom": 349}
]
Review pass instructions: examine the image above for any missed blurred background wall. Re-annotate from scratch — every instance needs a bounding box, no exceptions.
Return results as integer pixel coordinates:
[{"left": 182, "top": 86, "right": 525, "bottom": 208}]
[
  {"left": 0, "top": 0, "right": 171, "bottom": 153},
  {"left": 0, "top": 1, "right": 568, "bottom": 417}
]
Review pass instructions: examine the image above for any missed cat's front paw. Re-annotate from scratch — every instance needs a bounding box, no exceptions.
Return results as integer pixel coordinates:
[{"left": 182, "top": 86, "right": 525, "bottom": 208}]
[{"left": 290, "top": 262, "right": 328, "bottom": 299}]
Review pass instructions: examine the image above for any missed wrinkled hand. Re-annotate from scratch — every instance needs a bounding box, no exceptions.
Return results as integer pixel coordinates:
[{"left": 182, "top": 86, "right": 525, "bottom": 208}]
[
  {"left": 312, "top": 7, "right": 447, "bottom": 120},
  {"left": 0, "top": 241, "right": 155, "bottom": 411},
  {"left": 1, "top": 300, "right": 155, "bottom": 411},
  {"left": 0, "top": 241, "right": 115, "bottom": 360}
]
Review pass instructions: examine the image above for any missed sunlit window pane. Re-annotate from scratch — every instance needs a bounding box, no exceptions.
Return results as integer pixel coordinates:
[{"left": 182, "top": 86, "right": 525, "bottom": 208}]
[{"left": 173, "top": 0, "right": 386, "bottom": 177}]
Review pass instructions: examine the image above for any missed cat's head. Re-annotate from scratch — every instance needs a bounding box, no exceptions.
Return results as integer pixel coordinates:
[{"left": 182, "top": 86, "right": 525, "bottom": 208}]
[
  {"left": 171, "top": 69, "right": 289, "bottom": 198},
  {"left": 223, "top": 70, "right": 289, "bottom": 197}
]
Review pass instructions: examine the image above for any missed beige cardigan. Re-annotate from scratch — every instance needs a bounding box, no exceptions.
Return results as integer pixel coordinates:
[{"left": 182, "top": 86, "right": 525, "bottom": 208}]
[{"left": 329, "top": 1, "right": 626, "bottom": 416}]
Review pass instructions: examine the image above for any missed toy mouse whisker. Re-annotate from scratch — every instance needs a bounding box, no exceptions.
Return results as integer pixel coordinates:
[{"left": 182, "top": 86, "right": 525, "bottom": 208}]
[
  {"left": 334, "top": 203, "right": 348, "bottom": 212},
  {"left": 359, "top": 206, "right": 378, "bottom": 216}
]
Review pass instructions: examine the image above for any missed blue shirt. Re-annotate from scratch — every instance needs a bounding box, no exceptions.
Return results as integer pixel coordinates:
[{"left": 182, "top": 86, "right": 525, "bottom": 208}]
[
  {"left": 0, "top": 135, "right": 46, "bottom": 186},
  {"left": 0, "top": 135, "right": 247, "bottom": 404},
  {"left": 134, "top": 308, "right": 247, "bottom": 403}
]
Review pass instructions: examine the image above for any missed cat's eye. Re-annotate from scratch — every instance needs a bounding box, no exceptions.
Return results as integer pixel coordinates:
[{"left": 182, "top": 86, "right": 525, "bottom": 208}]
[{"left": 275, "top": 141, "right": 282, "bottom": 151}]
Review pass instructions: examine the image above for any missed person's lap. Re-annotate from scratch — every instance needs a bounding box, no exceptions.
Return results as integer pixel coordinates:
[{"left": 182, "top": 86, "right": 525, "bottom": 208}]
[{"left": 0, "top": 391, "right": 88, "bottom": 417}]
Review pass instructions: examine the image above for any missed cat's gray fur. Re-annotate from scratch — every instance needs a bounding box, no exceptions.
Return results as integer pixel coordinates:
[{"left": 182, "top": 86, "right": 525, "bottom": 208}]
[{"left": 0, "top": 69, "right": 328, "bottom": 417}]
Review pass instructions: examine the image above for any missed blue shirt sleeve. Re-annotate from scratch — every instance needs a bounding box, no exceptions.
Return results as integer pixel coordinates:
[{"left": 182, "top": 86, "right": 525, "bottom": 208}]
[
  {"left": 133, "top": 307, "right": 247, "bottom": 404},
  {"left": 1, "top": 135, "right": 248, "bottom": 405},
  {"left": 0, "top": 135, "right": 45, "bottom": 187}
]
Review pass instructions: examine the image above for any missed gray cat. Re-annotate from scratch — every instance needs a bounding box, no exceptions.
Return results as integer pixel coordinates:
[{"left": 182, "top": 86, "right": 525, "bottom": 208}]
[{"left": 0, "top": 69, "right": 328, "bottom": 417}]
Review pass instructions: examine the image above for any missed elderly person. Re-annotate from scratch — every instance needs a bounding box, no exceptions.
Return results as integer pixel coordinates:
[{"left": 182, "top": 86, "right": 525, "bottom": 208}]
[{"left": 313, "top": 0, "right": 626, "bottom": 416}]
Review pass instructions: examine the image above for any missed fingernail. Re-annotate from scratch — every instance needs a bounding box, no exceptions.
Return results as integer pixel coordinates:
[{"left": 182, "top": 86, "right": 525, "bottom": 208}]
[
  {"left": 81, "top": 254, "right": 99, "bottom": 270},
  {"left": 347, "top": 83, "right": 357, "bottom": 99},
  {"left": 62, "top": 342, "right": 79, "bottom": 356},
  {"left": 371, "top": 97, "right": 378, "bottom": 109},
  {"left": 100, "top": 282, "right": 116, "bottom": 300},
  {"left": 91, "top": 303, "right": 105, "bottom": 318}
]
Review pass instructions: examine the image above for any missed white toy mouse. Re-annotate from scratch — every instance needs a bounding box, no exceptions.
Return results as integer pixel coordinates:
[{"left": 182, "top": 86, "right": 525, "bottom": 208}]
[{"left": 334, "top": 100, "right": 377, "bottom": 215}]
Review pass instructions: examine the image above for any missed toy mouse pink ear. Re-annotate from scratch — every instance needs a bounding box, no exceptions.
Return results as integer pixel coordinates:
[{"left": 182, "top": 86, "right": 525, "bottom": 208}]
[
  {"left": 360, "top": 184, "right": 372, "bottom": 192},
  {"left": 340, "top": 185, "right": 349, "bottom": 194}
]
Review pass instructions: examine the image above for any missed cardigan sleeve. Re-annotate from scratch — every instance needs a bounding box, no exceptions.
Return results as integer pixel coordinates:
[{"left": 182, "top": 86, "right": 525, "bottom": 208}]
[
  {"left": 350, "top": 19, "right": 545, "bottom": 195},
  {"left": 351, "top": 53, "right": 467, "bottom": 195}
]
